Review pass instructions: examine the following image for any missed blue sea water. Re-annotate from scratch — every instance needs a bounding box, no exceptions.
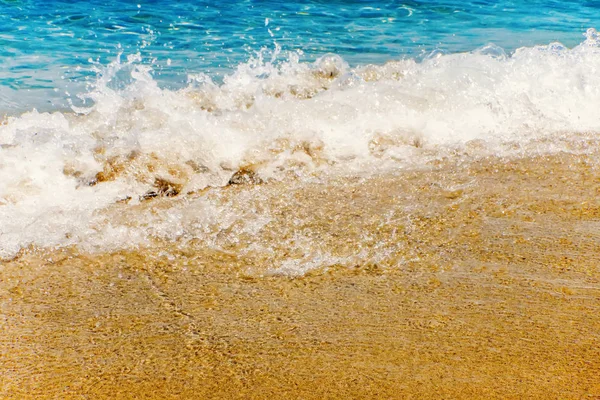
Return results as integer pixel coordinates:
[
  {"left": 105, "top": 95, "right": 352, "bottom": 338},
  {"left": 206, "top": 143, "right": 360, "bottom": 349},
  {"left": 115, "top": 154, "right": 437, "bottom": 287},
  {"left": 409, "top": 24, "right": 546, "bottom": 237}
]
[{"left": 1, "top": 0, "right": 599, "bottom": 111}]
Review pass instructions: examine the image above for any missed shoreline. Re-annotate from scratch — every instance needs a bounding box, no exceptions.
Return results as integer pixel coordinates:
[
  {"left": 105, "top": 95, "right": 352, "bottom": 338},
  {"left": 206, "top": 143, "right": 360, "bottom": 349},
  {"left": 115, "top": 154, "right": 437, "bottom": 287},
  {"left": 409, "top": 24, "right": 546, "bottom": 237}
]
[{"left": 2, "top": 151, "right": 600, "bottom": 398}]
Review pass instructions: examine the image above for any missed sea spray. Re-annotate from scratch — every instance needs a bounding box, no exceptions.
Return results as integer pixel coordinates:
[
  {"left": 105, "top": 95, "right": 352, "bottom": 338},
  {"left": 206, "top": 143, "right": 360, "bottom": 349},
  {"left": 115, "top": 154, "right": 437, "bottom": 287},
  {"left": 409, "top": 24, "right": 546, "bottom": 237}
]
[{"left": 2, "top": 30, "right": 600, "bottom": 260}]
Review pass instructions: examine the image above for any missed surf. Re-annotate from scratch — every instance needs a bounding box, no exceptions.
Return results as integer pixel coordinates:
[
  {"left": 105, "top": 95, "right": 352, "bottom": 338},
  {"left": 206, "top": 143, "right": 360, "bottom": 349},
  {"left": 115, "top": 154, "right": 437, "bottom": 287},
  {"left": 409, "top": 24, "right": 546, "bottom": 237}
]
[{"left": 1, "top": 29, "right": 600, "bottom": 260}]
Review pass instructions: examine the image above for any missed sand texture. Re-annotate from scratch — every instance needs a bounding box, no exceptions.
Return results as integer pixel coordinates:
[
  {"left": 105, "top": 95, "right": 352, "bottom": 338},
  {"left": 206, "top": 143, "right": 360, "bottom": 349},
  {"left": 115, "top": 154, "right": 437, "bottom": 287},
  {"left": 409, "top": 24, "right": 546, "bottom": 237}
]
[{"left": 2, "top": 152, "right": 600, "bottom": 399}]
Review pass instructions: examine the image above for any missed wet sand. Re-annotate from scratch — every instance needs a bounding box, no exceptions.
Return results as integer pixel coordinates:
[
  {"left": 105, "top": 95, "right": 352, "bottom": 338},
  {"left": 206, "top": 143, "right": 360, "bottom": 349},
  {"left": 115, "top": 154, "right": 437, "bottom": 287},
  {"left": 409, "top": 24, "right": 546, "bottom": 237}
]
[{"left": 2, "top": 151, "right": 600, "bottom": 399}]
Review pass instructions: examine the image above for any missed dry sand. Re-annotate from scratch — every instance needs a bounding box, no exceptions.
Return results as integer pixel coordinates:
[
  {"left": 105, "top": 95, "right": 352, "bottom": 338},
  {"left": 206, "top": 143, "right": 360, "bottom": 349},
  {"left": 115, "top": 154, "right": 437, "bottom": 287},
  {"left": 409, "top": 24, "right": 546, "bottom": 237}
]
[{"left": 1, "top": 151, "right": 600, "bottom": 399}]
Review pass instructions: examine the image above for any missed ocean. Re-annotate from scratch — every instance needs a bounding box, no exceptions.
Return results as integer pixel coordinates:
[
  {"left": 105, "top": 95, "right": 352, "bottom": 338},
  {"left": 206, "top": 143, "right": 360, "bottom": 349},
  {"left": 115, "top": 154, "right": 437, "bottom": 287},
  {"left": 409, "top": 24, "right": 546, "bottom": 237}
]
[
  {"left": 1, "top": 0, "right": 599, "bottom": 112},
  {"left": 2, "top": 1, "right": 600, "bottom": 398},
  {"left": 1, "top": 0, "right": 600, "bottom": 263}
]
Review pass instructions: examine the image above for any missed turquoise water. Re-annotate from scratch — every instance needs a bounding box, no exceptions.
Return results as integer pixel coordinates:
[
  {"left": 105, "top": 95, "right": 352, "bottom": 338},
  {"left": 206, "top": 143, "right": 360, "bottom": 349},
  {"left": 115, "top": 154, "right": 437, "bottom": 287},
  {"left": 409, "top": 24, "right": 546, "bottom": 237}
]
[{"left": 1, "top": 0, "right": 599, "bottom": 111}]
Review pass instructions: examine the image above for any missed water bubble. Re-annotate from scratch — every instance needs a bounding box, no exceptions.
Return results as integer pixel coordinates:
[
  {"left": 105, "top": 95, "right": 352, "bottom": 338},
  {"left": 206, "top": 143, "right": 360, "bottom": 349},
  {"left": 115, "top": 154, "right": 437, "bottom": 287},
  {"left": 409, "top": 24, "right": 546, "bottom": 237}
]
[
  {"left": 313, "top": 54, "right": 347, "bottom": 79},
  {"left": 583, "top": 28, "right": 599, "bottom": 47}
]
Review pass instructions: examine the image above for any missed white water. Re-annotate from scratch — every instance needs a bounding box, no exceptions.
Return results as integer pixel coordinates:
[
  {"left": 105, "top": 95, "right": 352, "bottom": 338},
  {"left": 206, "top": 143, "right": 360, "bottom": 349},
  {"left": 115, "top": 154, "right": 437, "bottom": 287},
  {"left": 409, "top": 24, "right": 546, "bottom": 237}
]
[{"left": 2, "top": 29, "right": 600, "bottom": 260}]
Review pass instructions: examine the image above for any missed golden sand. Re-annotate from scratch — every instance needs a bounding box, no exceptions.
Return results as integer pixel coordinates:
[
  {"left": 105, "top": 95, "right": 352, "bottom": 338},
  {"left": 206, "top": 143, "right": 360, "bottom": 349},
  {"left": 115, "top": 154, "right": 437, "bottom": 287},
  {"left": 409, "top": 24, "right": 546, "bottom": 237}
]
[{"left": 1, "top": 152, "right": 600, "bottom": 399}]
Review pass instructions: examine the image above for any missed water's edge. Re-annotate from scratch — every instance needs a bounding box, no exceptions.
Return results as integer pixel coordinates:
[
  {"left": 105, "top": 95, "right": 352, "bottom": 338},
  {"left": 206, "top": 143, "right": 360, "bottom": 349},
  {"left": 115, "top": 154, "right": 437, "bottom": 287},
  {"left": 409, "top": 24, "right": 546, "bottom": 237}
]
[{"left": 2, "top": 150, "right": 600, "bottom": 398}]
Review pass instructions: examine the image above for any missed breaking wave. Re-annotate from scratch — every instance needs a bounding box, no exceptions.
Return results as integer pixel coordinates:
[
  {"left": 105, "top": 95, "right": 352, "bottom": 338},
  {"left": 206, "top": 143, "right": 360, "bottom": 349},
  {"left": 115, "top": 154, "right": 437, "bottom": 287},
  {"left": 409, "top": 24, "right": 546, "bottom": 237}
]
[{"left": 2, "top": 28, "right": 600, "bottom": 260}]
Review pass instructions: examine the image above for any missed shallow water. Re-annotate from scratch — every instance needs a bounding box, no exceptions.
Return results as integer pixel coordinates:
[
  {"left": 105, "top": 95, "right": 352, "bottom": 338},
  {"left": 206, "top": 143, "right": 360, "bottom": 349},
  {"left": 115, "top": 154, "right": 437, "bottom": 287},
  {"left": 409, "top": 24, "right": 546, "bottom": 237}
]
[
  {"left": 2, "top": 151, "right": 600, "bottom": 398},
  {"left": 2, "top": 2, "right": 600, "bottom": 396}
]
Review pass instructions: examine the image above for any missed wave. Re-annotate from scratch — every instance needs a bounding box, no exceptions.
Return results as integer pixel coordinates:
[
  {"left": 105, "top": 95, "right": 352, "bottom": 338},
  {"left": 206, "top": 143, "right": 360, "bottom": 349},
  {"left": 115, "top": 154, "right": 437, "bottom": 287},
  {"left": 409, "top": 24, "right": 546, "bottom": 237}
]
[{"left": 1, "top": 28, "right": 600, "bottom": 260}]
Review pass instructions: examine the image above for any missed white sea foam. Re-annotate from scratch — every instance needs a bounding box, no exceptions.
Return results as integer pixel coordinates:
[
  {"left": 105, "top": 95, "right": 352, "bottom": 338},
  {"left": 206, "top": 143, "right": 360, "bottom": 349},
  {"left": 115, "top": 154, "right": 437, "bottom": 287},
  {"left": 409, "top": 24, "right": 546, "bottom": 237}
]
[{"left": 2, "top": 29, "right": 600, "bottom": 260}]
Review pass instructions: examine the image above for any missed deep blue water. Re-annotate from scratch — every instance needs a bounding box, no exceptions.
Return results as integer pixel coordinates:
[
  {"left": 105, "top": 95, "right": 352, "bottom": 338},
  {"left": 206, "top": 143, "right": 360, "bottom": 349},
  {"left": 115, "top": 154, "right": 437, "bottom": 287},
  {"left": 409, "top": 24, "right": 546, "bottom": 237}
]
[{"left": 1, "top": 0, "right": 599, "bottom": 111}]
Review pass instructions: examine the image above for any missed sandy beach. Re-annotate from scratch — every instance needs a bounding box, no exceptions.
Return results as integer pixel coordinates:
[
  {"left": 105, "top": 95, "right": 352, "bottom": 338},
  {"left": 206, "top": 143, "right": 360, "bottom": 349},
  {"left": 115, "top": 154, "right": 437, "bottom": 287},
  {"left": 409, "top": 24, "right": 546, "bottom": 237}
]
[{"left": 2, "top": 150, "right": 600, "bottom": 399}]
